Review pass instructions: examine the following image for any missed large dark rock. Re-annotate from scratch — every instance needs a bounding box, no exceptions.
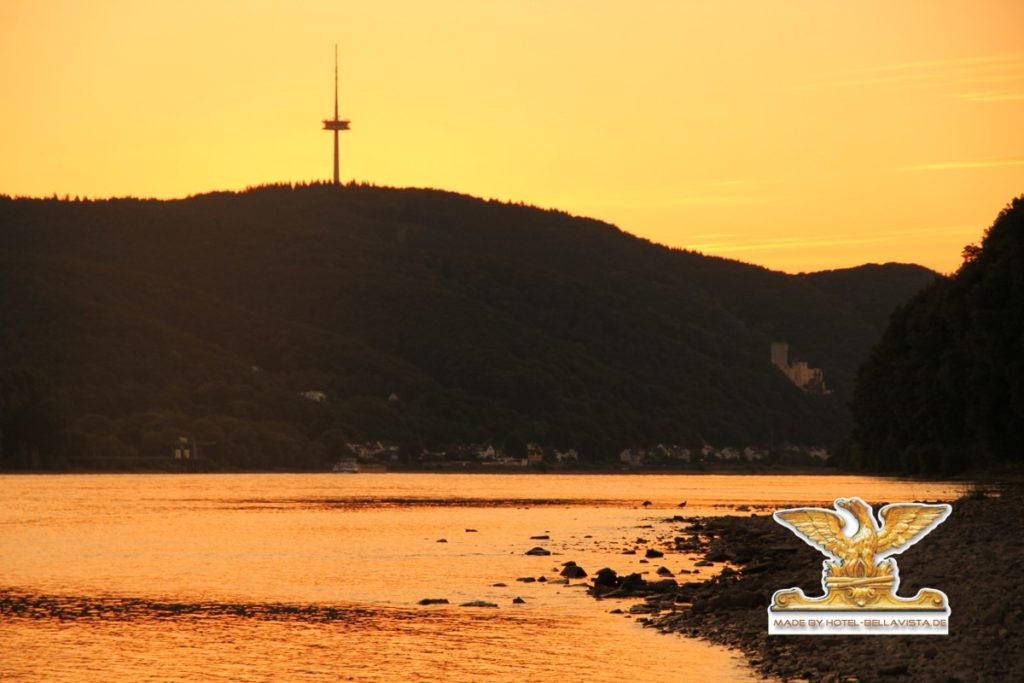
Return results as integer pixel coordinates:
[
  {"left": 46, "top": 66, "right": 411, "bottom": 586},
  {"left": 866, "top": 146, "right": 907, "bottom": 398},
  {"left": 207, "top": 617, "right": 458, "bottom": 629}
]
[
  {"left": 560, "top": 562, "right": 587, "bottom": 579},
  {"left": 619, "top": 573, "right": 647, "bottom": 591},
  {"left": 525, "top": 546, "right": 551, "bottom": 556},
  {"left": 593, "top": 567, "right": 619, "bottom": 587}
]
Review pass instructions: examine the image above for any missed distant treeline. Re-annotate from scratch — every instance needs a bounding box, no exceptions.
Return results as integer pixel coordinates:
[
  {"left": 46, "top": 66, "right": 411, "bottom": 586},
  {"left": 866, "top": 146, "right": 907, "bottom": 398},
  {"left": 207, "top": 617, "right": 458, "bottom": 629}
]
[
  {"left": 0, "top": 184, "right": 934, "bottom": 471},
  {"left": 845, "top": 196, "right": 1024, "bottom": 475}
]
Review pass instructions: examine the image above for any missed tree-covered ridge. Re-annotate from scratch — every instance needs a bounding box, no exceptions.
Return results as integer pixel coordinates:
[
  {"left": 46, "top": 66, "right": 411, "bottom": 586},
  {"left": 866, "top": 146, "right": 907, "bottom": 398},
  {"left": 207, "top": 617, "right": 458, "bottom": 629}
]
[
  {"left": 849, "top": 196, "right": 1024, "bottom": 475},
  {"left": 0, "top": 184, "right": 935, "bottom": 470}
]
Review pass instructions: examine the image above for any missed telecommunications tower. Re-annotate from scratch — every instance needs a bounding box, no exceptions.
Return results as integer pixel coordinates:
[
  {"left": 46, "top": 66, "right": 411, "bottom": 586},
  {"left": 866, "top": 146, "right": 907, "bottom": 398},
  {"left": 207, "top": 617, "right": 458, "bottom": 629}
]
[{"left": 322, "top": 44, "right": 350, "bottom": 184}]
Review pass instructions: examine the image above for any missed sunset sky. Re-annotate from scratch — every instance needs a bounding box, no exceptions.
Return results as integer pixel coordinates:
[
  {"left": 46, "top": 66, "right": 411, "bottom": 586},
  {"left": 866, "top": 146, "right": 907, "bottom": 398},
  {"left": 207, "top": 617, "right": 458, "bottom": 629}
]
[{"left": 2, "top": 1, "right": 1022, "bottom": 273}]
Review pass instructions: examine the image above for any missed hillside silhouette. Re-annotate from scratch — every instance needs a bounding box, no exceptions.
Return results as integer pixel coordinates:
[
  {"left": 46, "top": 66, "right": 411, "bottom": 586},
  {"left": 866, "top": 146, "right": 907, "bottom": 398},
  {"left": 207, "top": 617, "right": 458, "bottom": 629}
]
[
  {"left": 850, "top": 196, "right": 1024, "bottom": 475},
  {"left": 0, "top": 184, "right": 936, "bottom": 470}
]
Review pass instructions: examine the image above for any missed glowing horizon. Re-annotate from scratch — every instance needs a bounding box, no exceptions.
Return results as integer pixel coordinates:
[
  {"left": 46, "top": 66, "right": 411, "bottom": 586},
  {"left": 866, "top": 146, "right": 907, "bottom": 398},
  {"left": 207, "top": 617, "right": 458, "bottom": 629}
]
[{"left": 2, "top": 0, "right": 1022, "bottom": 274}]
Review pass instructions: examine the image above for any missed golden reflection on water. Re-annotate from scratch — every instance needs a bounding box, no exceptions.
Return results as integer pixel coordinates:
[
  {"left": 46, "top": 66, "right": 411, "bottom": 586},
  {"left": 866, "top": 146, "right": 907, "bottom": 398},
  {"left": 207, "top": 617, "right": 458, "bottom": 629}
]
[
  {"left": 0, "top": 474, "right": 960, "bottom": 681},
  {"left": 4, "top": 600, "right": 753, "bottom": 683}
]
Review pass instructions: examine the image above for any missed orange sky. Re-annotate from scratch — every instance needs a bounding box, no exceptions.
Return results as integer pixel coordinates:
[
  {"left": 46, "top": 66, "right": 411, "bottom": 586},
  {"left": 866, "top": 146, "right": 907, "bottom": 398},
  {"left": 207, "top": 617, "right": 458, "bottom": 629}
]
[{"left": 2, "top": 1, "right": 1022, "bottom": 273}]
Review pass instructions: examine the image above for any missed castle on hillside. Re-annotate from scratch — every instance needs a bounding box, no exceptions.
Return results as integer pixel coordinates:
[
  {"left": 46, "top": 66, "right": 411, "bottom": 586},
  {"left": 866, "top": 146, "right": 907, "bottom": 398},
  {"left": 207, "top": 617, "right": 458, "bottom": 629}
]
[{"left": 771, "top": 342, "right": 829, "bottom": 395}]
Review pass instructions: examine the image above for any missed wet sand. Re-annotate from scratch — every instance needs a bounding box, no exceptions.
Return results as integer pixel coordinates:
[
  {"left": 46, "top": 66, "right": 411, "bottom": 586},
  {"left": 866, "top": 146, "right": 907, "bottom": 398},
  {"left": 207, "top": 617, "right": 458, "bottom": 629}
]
[{"left": 590, "top": 485, "right": 1023, "bottom": 683}]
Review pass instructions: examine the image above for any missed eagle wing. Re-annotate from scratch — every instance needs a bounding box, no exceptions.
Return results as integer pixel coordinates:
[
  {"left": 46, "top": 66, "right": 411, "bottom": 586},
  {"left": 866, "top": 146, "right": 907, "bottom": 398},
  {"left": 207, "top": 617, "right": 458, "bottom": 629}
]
[
  {"left": 774, "top": 508, "right": 849, "bottom": 559},
  {"left": 876, "top": 503, "right": 950, "bottom": 555}
]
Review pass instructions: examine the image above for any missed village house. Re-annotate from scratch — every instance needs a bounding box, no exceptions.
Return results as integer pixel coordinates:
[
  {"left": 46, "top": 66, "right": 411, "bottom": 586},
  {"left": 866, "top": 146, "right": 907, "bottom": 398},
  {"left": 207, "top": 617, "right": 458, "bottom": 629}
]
[
  {"left": 619, "top": 449, "right": 644, "bottom": 467},
  {"left": 553, "top": 449, "right": 579, "bottom": 464},
  {"left": 347, "top": 441, "right": 400, "bottom": 462},
  {"left": 743, "top": 446, "right": 769, "bottom": 461}
]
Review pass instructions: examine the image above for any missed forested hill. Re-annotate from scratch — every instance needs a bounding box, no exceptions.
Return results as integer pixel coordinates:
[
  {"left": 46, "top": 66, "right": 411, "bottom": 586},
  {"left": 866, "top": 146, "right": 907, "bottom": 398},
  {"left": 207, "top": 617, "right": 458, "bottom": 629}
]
[
  {"left": 0, "top": 184, "right": 936, "bottom": 469},
  {"left": 850, "top": 196, "right": 1024, "bottom": 475}
]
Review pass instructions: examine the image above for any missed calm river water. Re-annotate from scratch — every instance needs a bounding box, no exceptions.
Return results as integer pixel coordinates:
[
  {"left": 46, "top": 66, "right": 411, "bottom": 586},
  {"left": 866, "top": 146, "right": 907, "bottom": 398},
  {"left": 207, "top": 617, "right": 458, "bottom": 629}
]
[{"left": 0, "top": 473, "right": 962, "bottom": 682}]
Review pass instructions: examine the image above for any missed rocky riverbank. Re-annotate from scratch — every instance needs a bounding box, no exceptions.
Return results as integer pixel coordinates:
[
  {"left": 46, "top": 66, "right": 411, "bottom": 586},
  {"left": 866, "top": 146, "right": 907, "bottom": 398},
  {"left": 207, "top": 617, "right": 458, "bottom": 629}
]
[{"left": 589, "top": 485, "right": 1023, "bottom": 683}]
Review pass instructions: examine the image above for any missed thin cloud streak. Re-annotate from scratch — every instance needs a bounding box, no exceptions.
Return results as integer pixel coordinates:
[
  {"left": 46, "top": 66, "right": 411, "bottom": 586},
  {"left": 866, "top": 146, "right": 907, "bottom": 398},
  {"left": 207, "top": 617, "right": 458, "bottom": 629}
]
[
  {"left": 799, "top": 54, "right": 1024, "bottom": 91},
  {"left": 688, "top": 225, "right": 975, "bottom": 254},
  {"left": 690, "top": 232, "right": 739, "bottom": 239},
  {"left": 619, "top": 195, "right": 764, "bottom": 209},
  {"left": 699, "top": 179, "right": 754, "bottom": 188},
  {"left": 954, "top": 90, "right": 1024, "bottom": 102},
  {"left": 564, "top": 197, "right": 764, "bottom": 212},
  {"left": 565, "top": 189, "right": 769, "bottom": 212},
  {"left": 854, "top": 54, "right": 1016, "bottom": 74},
  {"left": 904, "top": 158, "right": 1024, "bottom": 172}
]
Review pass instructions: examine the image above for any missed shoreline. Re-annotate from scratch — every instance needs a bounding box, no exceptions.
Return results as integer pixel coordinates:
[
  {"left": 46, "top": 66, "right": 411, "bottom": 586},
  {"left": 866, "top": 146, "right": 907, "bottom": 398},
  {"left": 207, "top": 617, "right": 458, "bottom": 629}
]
[
  {"left": 588, "top": 484, "right": 1022, "bottom": 682},
  {"left": 0, "top": 466, "right": 989, "bottom": 478}
]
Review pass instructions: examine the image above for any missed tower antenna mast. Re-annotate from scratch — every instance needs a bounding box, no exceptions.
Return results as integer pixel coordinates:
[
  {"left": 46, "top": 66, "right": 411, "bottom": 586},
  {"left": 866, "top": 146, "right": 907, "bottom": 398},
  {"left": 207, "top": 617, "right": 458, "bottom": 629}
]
[{"left": 322, "top": 44, "right": 350, "bottom": 185}]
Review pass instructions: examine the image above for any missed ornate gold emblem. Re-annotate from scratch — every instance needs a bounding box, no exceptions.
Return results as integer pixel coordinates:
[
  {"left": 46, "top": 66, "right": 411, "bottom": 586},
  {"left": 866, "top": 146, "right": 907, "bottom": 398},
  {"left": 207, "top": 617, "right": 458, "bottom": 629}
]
[{"left": 771, "top": 497, "right": 950, "bottom": 611}]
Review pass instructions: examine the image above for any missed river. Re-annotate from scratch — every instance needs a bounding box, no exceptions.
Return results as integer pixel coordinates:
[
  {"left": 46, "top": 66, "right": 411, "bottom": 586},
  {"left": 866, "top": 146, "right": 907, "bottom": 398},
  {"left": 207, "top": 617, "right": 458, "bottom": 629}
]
[{"left": 0, "top": 473, "right": 962, "bottom": 682}]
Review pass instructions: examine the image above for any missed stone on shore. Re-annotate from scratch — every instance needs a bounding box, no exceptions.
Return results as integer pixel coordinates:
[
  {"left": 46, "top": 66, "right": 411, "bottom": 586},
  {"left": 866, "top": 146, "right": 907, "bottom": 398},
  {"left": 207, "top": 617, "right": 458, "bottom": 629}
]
[
  {"left": 560, "top": 562, "right": 587, "bottom": 579},
  {"left": 589, "top": 572, "right": 652, "bottom": 598},
  {"left": 593, "top": 567, "right": 618, "bottom": 587},
  {"left": 417, "top": 598, "right": 449, "bottom": 605},
  {"left": 525, "top": 546, "right": 551, "bottom": 556},
  {"left": 629, "top": 602, "right": 661, "bottom": 614},
  {"left": 646, "top": 578, "right": 677, "bottom": 592}
]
